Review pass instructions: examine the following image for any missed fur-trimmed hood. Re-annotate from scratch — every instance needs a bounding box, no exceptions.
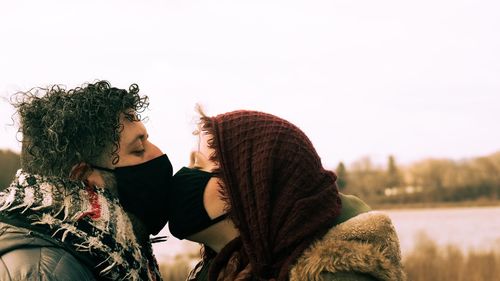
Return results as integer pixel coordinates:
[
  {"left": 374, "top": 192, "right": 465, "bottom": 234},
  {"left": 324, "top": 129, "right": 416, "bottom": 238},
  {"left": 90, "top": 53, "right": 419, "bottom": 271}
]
[{"left": 289, "top": 211, "right": 406, "bottom": 281}]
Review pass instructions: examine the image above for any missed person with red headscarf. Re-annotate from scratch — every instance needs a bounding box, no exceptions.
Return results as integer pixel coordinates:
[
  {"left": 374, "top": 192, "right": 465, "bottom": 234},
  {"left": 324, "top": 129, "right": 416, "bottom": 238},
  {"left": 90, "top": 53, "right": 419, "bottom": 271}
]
[{"left": 167, "top": 110, "right": 406, "bottom": 281}]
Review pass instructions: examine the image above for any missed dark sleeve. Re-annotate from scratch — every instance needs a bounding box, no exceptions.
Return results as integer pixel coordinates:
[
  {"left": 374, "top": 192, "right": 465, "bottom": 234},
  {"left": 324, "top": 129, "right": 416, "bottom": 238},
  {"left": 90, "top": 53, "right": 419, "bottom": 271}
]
[
  {"left": 0, "top": 246, "right": 96, "bottom": 281},
  {"left": 321, "top": 271, "right": 378, "bottom": 281}
]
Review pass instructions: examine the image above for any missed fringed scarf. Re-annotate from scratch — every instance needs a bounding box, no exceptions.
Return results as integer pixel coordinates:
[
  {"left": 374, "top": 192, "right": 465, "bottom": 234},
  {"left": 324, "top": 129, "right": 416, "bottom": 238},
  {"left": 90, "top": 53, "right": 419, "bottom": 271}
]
[
  {"left": 200, "top": 110, "right": 342, "bottom": 281},
  {"left": 0, "top": 169, "right": 162, "bottom": 281}
]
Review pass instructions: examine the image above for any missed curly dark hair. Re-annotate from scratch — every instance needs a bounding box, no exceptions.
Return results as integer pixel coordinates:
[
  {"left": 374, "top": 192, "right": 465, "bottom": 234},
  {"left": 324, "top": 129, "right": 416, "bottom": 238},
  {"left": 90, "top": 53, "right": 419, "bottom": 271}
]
[{"left": 12, "top": 80, "right": 149, "bottom": 177}]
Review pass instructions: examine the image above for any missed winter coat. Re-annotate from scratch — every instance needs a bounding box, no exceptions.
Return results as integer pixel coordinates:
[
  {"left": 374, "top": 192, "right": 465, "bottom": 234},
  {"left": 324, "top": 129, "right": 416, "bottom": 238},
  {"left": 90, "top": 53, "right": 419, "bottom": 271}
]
[
  {"left": 0, "top": 170, "right": 163, "bottom": 281},
  {"left": 289, "top": 210, "right": 406, "bottom": 281},
  {"left": 188, "top": 194, "right": 405, "bottom": 281},
  {"left": 0, "top": 218, "right": 96, "bottom": 281}
]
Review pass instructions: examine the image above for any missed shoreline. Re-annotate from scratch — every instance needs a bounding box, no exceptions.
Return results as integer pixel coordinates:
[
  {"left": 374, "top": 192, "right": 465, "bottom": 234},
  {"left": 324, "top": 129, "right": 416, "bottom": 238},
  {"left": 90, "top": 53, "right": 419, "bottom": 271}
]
[{"left": 371, "top": 200, "right": 500, "bottom": 210}]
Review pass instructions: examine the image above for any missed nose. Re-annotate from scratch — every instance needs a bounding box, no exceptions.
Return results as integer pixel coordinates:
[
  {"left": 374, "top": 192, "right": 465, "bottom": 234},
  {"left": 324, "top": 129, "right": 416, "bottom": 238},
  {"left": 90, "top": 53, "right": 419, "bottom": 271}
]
[
  {"left": 189, "top": 151, "right": 197, "bottom": 168},
  {"left": 189, "top": 151, "right": 217, "bottom": 172},
  {"left": 145, "top": 140, "right": 163, "bottom": 161}
]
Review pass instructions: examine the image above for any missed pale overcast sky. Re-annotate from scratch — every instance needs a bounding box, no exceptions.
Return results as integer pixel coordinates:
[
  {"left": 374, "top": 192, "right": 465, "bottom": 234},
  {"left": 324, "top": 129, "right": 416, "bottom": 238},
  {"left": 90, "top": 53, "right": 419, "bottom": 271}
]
[{"left": 1, "top": 0, "right": 499, "bottom": 171}]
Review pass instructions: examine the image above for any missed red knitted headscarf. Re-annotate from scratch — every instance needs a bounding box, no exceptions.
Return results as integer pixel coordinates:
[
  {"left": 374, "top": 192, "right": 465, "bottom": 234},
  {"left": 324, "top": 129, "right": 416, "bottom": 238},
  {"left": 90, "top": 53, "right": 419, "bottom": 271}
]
[{"left": 202, "top": 110, "right": 342, "bottom": 281}]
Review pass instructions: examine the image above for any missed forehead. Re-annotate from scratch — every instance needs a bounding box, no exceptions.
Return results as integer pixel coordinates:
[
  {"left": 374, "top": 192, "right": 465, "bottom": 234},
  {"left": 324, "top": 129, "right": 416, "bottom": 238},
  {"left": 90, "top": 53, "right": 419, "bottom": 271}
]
[
  {"left": 119, "top": 113, "right": 147, "bottom": 144},
  {"left": 198, "top": 130, "right": 214, "bottom": 154},
  {"left": 198, "top": 130, "right": 211, "bottom": 143}
]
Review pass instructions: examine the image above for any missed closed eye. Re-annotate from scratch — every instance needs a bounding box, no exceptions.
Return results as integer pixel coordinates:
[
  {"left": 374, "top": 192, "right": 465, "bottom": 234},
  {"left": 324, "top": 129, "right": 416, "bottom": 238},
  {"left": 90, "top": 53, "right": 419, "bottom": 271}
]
[{"left": 133, "top": 150, "right": 145, "bottom": 156}]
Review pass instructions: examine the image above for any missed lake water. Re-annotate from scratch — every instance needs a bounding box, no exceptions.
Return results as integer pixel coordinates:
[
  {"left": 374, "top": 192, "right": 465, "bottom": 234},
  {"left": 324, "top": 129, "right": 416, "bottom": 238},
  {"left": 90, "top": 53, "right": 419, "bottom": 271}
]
[
  {"left": 153, "top": 206, "right": 500, "bottom": 263},
  {"left": 385, "top": 206, "right": 500, "bottom": 254}
]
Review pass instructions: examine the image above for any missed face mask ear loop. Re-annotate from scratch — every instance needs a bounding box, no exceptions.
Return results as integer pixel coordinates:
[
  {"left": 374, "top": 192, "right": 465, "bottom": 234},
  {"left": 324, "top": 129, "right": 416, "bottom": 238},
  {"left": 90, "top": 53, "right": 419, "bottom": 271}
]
[
  {"left": 91, "top": 165, "right": 115, "bottom": 173},
  {"left": 150, "top": 236, "right": 168, "bottom": 244},
  {"left": 210, "top": 213, "right": 228, "bottom": 224}
]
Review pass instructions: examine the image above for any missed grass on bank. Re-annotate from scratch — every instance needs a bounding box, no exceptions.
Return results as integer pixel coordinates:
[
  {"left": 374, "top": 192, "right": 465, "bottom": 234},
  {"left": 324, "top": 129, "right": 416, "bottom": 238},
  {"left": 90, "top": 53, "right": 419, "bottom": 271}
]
[
  {"left": 159, "top": 259, "right": 192, "bottom": 281},
  {"left": 159, "top": 233, "right": 500, "bottom": 281},
  {"left": 404, "top": 233, "right": 500, "bottom": 281}
]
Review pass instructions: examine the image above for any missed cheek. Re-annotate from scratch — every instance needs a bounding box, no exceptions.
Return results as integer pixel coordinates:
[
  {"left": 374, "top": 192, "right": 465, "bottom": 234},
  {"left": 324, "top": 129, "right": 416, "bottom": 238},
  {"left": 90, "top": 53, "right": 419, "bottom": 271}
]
[
  {"left": 200, "top": 147, "right": 214, "bottom": 161},
  {"left": 114, "top": 148, "right": 135, "bottom": 166},
  {"left": 203, "top": 178, "right": 226, "bottom": 219}
]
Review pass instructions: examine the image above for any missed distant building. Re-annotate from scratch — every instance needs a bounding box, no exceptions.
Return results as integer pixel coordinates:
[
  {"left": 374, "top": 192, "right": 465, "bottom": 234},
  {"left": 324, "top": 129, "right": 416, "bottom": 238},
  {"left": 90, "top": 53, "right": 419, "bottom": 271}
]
[{"left": 384, "top": 186, "right": 423, "bottom": 196}]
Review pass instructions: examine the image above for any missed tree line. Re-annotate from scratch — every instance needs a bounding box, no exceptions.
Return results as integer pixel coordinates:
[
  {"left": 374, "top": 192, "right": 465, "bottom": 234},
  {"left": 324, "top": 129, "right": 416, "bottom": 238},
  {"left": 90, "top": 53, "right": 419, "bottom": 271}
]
[
  {"left": 0, "top": 149, "right": 21, "bottom": 190},
  {"left": 1, "top": 149, "right": 499, "bottom": 205},
  {"left": 336, "top": 152, "right": 500, "bottom": 206}
]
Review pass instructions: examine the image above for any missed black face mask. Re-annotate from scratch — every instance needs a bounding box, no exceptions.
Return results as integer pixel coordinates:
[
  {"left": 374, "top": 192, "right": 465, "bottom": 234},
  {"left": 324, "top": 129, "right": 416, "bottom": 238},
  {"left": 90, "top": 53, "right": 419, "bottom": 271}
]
[
  {"left": 168, "top": 167, "right": 227, "bottom": 240},
  {"left": 92, "top": 154, "right": 173, "bottom": 235}
]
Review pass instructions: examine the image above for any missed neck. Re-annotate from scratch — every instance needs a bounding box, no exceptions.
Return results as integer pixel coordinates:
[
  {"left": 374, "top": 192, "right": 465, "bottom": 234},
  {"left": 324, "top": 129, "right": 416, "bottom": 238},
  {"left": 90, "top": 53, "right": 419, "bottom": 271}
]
[{"left": 188, "top": 219, "right": 239, "bottom": 253}]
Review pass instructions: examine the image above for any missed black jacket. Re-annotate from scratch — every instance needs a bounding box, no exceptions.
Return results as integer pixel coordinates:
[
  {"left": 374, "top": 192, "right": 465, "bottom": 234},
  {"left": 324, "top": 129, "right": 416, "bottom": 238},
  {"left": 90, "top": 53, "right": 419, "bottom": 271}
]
[{"left": 0, "top": 219, "right": 96, "bottom": 281}]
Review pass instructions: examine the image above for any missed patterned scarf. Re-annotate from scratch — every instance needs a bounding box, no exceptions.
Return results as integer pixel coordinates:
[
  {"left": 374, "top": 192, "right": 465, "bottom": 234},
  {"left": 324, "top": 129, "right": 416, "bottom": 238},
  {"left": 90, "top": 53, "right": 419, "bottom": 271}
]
[{"left": 0, "top": 170, "right": 162, "bottom": 281}]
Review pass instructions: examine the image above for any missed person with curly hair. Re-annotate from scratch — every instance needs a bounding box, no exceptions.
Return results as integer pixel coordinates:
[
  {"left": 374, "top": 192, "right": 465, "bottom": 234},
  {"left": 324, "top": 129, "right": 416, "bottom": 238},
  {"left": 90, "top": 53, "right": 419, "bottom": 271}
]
[
  {"left": 167, "top": 110, "right": 406, "bottom": 281},
  {"left": 0, "top": 80, "right": 172, "bottom": 280}
]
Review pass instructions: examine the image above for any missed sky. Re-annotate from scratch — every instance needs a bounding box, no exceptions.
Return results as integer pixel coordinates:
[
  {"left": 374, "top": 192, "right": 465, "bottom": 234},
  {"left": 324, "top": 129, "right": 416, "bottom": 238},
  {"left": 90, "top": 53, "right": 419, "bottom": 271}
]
[{"left": 1, "top": 0, "right": 499, "bottom": 171}]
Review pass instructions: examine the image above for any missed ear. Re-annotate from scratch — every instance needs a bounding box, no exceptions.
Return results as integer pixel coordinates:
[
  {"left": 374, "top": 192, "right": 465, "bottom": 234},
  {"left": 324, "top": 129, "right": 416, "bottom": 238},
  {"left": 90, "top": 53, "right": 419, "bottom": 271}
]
[
  {"left": 203, "top": 178, "right": 226, "bottom": 219},
  {"left": 69, "top": 162, "right": 92, "bottom": 181},
  {"left": 70, "top": 162, "right": 106, "bottom": 188}
]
